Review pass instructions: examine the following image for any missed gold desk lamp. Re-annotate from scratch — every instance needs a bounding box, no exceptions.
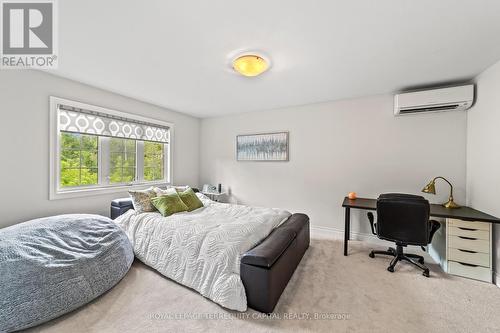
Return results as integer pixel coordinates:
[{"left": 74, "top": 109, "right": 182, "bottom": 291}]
[{"left": 422, "top": 176, "right": 461, "bottom": 209}]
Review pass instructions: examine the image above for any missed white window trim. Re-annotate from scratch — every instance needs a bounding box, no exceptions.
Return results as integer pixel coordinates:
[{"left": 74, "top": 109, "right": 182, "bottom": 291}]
[{"left": 49, "top": 96, "right": 174, "bottom": 200}]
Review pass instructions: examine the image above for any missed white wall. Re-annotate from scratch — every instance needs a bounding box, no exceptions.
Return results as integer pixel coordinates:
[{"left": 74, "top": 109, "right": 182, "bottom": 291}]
[
  {"left": 467, "top": 59, "right": 500, "bottom": 282},
  {"left": 0, "top": 70, "right": 200, "bottom": 228},
  {"left": 200, "top": 95, "right": 467, "bottom": 235}
]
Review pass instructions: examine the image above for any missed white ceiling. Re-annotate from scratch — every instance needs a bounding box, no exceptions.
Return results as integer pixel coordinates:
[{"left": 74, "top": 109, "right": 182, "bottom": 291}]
[{"left": 54, "top": 1, "right": 500, "bottom": 117}]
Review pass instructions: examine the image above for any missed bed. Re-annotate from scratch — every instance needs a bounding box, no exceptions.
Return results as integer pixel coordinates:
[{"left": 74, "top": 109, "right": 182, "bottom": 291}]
[{"left": 111, "top": 191, "right": 309, "bottom": 313}]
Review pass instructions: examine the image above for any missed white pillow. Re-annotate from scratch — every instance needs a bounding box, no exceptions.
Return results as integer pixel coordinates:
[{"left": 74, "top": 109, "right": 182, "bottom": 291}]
[
  {"left": 196, "top": 192, "right": 210, "bottom": 201},
  {"left": 153, "top": 186, "right": 178, "bottom": 196},
  {"left": 168, "top": 185, "right": 190, "bottom": 192}
]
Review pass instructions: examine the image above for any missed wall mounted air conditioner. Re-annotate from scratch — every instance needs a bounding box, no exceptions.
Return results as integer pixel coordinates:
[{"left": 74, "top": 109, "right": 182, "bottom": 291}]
[{"left": 394, "top": 85, "right": 474, "bottom": 116}]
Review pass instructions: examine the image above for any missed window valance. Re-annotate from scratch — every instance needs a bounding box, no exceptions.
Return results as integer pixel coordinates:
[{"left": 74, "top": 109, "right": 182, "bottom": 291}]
[{"left": 58, "top": 104, "right": 170, "bottom": 143}]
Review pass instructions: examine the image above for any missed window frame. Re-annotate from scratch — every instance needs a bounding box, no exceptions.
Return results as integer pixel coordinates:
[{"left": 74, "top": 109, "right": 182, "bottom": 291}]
[
  {"left": 59, "top": 132, "right": 100, "bottom": 188},
  {"left": 50, "top": 96, "right": 173, "bottom": 200},
  {"left": 106, "top": 137, "right": 138, "bottom": 185},
  {"left": 143, "top": 141, "right": 166, "bottom": 182}
]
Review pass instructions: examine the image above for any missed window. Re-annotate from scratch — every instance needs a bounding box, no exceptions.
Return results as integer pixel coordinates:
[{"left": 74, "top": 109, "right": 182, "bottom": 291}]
[
  {"left": 109, "top": 138, "right": 137, "bottom": 184},
  {"left": 50, "top": 97, "right": 172, "bottom": 199},
  {"left": 144, "top": 141, "right": 164, "bottom": 181},
  {"left": 60, "top": 133, "right": 99, "bottom": 187}
]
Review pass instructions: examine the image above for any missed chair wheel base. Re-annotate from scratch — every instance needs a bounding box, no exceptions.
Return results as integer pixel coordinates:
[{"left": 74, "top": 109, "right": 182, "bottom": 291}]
[{"left": 370, "top": 244, "right": 431, "bottom": 277}]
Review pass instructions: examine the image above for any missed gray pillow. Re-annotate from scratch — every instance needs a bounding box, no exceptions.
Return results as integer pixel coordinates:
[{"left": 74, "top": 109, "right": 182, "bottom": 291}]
[{"left": 128, "top": 187, "right": 157, "bottom": 213}]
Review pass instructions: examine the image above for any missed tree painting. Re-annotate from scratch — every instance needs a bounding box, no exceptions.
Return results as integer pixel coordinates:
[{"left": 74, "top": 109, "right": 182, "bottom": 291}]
[{"left": 237, "top": 132, "right": 289, "bottom": 161}]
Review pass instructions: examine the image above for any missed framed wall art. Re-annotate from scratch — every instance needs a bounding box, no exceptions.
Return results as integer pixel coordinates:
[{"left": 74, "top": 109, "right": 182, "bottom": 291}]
[{"left": 236, "top": 132, "right": 289, "bottom": 161}]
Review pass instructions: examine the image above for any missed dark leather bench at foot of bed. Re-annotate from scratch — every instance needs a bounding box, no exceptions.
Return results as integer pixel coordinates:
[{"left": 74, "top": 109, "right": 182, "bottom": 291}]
[
  {"left": 241, "top": 213, "right": 310, "bottom": 313},
  {"left": 111, "top": 198, "right": 310, "bottom": 314}
]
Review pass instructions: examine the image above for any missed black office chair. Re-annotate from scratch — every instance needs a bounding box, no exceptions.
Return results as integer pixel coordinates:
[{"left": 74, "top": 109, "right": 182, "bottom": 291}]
[{"left": 367, "top": 193, "right": 441, "bottom": 277}]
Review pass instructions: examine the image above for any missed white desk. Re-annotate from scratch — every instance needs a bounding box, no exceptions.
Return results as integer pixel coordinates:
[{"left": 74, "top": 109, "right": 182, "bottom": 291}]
[{"left": 342, "top": 197, "right": 499, "bottom": 283}]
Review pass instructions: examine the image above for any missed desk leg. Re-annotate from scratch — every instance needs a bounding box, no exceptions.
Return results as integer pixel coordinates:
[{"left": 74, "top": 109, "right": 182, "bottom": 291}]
[{"left": 344, "top": 207, "right": 350, "bottom": 256}]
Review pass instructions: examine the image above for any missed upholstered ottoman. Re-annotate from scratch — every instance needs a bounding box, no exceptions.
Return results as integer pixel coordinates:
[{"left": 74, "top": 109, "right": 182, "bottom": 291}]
[{"left": 0, "top": 214, "right": 134, "bottom": 332}]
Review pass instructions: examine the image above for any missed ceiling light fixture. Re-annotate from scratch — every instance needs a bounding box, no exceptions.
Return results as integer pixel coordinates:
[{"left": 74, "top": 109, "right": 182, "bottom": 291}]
[{"left": 232, "top": 54, "right": 269, "bottom": 77}]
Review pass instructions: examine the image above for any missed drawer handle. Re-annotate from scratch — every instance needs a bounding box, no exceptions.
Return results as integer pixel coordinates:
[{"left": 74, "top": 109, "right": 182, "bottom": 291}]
[
  {"left": 457, "top": 262, "right": 478, "bottom": 267},
  {"left": 458, "top": 249, "right": 477, "bottom": 254},
  {"left": 458, "top": 236, "right": 477, "bottom": 240},
  {"left": 458, "top": 227, "right": 477, "bottom": 231}
]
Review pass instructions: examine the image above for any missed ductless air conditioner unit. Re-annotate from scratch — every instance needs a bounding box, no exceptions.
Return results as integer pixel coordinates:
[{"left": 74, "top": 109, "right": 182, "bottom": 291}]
[{"left": 394, "top": 85, "right": 474, "bottom": 116}]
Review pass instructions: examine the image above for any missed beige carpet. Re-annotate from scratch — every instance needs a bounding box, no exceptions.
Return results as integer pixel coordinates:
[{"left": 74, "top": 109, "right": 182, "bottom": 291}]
[{"left": 27, "top": 238, "right": 500, "bottom": 333}]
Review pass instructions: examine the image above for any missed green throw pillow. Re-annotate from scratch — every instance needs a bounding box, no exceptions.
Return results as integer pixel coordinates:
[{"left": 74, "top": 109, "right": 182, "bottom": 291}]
[
  {"left": 178, "top": 188, "right": 204, "bottom": 212},
  {"left": 151, "top": 192, "right": 189, "bottom": 217}
]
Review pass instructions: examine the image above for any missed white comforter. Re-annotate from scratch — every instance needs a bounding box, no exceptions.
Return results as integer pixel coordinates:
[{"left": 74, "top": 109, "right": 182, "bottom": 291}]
[{"left": 114, "top": 194, "right": 291, "bottom": 311}]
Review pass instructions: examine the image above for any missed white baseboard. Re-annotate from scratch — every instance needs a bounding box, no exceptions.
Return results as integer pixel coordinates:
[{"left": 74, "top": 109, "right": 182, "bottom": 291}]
[
  {"left": 495, "top": 271, "right": 500, "bottom": 288},
  {"left": 310, "top": 225, "right": 388, "bottom": 247}
]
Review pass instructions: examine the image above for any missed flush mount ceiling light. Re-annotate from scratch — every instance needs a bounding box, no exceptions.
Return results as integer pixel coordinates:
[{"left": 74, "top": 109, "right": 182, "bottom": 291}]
[{"left": 232, "top": 54, "right": 269, "bottom": 77}]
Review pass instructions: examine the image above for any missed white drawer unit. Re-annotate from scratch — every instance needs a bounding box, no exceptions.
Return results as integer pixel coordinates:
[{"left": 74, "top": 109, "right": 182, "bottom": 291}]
[
  {"left": 446, "top": 219, "right": 492, "bottom": 283},
  {"left": 448, "top": 248, "right": 490, "bottom": 267},
  {"left": 448, "top": 261, "right": 492, "bottom": 282},
  {"left": 448, "top": 235, "right": 489, "bottom": 253},
  {"left": 448, "top": 219, "right": 490, "bottom": 230},
  {"left": 448, "top": 226, "right": 489, "bottom": 240}
]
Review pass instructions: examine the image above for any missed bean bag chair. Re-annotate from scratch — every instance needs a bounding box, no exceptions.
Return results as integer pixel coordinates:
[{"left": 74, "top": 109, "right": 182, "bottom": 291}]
[{"left": 0, "top": 214, "right": 134, "bottom": 332}]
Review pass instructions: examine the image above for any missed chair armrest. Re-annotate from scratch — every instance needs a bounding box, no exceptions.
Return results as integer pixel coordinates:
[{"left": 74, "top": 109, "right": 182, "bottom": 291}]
[
  {"left": 367, "top": 212, "right": 376, "bottom": 235},
  {"left": 428, "top": 220, "right": 441, "bottom": 242},
  {"left": 112, "top": 198, "right": 133, "bottom": 208},
  {"left": 111, "top": 198, "right": 134, "bottom": 220},
  {"left": 241, "top": 229, "right": 296, "bottom": 268}
]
